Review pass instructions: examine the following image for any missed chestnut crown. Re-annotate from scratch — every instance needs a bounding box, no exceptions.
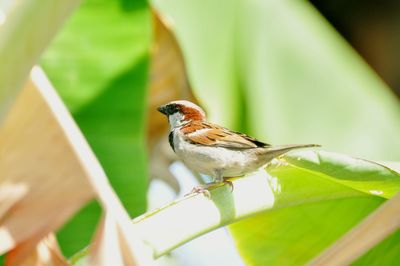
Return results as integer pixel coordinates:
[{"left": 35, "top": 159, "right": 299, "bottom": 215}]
[{"left": 157, "top": 100, "right": 206, "bottom": 122}]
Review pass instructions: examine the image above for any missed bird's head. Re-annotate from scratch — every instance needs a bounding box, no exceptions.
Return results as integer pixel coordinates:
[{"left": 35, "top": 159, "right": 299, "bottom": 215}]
[{"left": 157, "top": 100, "right": 206, "bottom": 129}]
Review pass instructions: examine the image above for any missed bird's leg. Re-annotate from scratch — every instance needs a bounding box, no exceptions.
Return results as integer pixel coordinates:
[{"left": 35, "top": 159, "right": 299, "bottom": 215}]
[
  {"left": 214, "top": 170, "right": 233, "bottom": 192},
  {"left": 214, "top": 169, "right": 224, "bottom": 184}
]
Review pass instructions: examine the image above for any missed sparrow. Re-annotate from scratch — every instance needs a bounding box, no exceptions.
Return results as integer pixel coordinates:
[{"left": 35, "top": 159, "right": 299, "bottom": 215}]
[{"left": 157, "top": 100, "right": 319, "bottom": 194}]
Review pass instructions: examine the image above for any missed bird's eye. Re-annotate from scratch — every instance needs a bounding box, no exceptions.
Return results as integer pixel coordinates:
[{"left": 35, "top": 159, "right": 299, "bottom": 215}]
[
  {"left": 167, "top": 105, "right": 174, "bottom": 114},
  {"left": 167, "top": 104, "right": 180, "bottom": 115}
]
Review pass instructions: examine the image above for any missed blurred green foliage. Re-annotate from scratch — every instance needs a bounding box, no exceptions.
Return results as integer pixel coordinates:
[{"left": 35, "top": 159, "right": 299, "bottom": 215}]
[
  {"left": 40, "top": 0, "right": 150, "bottom": 257},
  {"left": 154, "top": 0, "right": 400, "bottom": 161}
]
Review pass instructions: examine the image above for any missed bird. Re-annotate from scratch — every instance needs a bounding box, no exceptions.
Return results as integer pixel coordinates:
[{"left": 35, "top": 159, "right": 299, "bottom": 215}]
[{"left": 157, "top": 100, "right": 319, "bottom": 195}]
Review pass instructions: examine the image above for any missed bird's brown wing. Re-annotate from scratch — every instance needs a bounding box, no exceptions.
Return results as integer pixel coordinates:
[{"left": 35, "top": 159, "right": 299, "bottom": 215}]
[{"left": 181, "top": 121, "right": 269, "bottom": 149}]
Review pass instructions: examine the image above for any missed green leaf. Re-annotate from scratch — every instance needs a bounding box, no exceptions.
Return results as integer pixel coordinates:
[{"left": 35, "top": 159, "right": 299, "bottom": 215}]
[
  {"left": 230, "top": 150, "right": 400, "bottom": 265},
  {"left": 285, "top": 151, "right": 400, "bottom": 199},
  {"left": 353, "top": 229, "right": 400, "bottom": 266},
  {"left": 55, "top": 201, "right": 102, "bottom": 257},
  {"left": 138, "top": 151, "right": 400, "bottom": 257},
  {"left": 40, "top": 0, "right": 150, "bottom": 256},
  {"left": 70, "top": 150, "right": 400, "bottom": 264},
  {"left": 230, "top": 197, "right": 384, "bottom": 265}
]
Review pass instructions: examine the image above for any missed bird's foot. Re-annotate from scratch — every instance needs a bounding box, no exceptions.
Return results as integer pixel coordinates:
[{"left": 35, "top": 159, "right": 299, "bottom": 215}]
[
  {"left": 186, "top": 184, "right": 211, "bottom": 198},
  {"left": 186, "top": 180, "right": 234, "bottom": 198}
]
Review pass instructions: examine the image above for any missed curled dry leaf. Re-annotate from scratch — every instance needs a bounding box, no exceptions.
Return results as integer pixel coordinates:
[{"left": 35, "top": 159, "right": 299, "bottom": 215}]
[
  {"left": 148, "top": 7, "right": 198, "bottom": 144},
  {"left": 148, "top": 7, "right": 200, "bottom": 192}
]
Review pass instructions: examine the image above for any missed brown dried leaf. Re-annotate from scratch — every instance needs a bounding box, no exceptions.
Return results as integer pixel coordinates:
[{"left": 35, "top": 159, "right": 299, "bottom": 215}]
[
  {"left": 0, "top": 67, "right": 95, "bottom": 256},
  {"left": 5, "top": 233, "right": 67, "bottom": 266},
  {"left": 0, "top": 67, "right": 151, "bottom": 265},
  {"left": 148, "top": 8, "right": 200, "bottom": 191},
  {"left": 148, "top": 8, "right": 198, "bottom": 144},
  {"left": 0, "top": 184, "right": 27, "bottom": 219}
]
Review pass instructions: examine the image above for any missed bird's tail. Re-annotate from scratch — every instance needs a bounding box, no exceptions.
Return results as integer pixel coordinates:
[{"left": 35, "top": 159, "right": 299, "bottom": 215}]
[{"left": 263, "top": 144, "right": 320, "bottom": 161}]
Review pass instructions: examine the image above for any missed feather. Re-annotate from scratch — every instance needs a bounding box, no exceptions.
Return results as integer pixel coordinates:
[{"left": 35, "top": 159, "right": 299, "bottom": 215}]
[{"left": 181, "top": 121, "right": 270, "bottom": 149}]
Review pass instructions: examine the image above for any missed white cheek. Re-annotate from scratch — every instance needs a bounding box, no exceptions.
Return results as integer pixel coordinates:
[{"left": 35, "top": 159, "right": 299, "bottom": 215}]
[{"left": 169, "top": 112, "right": 185, "bottom": 128}]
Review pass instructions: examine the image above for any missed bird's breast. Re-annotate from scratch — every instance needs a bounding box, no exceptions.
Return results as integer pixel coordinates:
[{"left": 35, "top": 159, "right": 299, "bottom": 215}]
[{"left": 172, "top": 131, "right": 268, "bottom": 177}]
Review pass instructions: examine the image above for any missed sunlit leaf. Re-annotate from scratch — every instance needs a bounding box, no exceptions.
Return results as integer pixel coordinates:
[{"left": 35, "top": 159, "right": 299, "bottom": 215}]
[
  {"left": 0, "top": 0, "right": 82, "bottom": 119},
  {"left": 0, "top": 69, "right": 94, "bottom": 259},
  {"left": 88, "top": 213, "right": 153, "bottom": 266},
  {"left": 0, "top": 67, "right": 152, "bottom": 265},
  {"left": 285, "top": 151, "right": 400, "bottom": 199},
  {"left": 0, "top": 184, "right": 27, "bottom": 219}
]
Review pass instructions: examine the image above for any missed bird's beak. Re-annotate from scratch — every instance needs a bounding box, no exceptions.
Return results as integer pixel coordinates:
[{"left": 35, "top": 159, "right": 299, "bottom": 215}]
[{"left": 157, "top": 105, "right": 168, "bottom": 115}]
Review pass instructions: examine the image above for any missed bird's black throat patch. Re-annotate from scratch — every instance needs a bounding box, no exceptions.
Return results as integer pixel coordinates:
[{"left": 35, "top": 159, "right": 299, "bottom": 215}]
[{"left": 168, "top": 131, "right": 175, "bottom": 152}]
